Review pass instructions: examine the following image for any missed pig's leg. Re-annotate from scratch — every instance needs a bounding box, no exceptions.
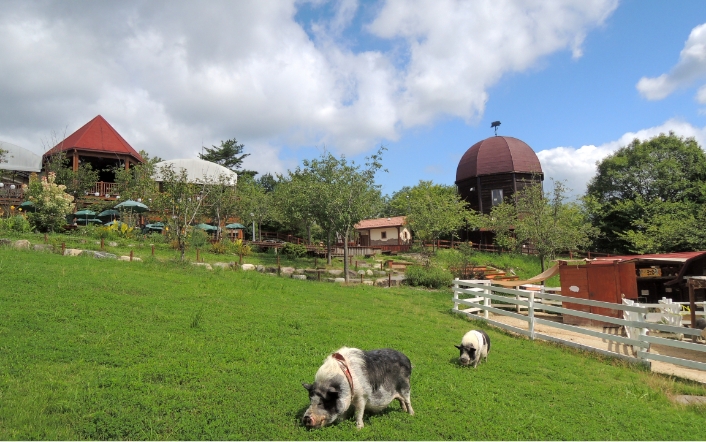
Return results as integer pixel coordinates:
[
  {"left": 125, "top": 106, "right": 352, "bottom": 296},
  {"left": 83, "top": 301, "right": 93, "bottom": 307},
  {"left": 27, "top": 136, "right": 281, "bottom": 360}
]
[
  {"left": 354, "top": 397, "right": 366, "bottom": 428},
  {"left": 395, "top": 395, "right": 408, "bottom": 413}
]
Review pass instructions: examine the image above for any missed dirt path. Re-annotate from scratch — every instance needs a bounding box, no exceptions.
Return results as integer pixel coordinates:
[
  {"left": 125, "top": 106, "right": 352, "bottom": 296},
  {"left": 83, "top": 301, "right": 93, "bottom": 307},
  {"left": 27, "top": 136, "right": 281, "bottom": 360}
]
[{"left": 485, "top": 311, "right": 706, "bottom": 384}]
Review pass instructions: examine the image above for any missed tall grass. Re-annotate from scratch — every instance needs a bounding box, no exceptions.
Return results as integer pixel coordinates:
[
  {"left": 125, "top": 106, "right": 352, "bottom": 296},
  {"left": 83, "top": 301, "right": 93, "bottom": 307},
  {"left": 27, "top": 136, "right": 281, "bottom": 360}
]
[{"left": 1, "top": 247, "right": 705, "bottom": 440}]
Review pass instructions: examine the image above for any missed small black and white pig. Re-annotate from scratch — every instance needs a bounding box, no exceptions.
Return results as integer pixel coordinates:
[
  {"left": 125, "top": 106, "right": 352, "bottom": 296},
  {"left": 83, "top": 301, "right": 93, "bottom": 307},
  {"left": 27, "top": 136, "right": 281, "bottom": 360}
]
[
  {"left": 455, "top": 329, "right": 491, "bottom": 367},
  {"left": 301, "top": 347, "right": 414, "bottom": 429}
]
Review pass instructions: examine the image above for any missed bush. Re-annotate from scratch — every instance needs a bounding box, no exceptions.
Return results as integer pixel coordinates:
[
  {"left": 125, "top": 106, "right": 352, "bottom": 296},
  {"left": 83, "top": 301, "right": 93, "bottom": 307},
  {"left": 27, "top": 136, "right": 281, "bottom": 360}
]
[
  {"left": 281, "top": 242, "right": 307, "bottom": 258},
  {"left": 230, "top": 239, "right": 252, "bottom": 257},
  {"left": 210, "top": 240, "right": 229, "bottom": 254},
  {"left": 189, "top": 228, "right": 210, "bottom": 248},
  {"left": 405, "top": 265, "right": 453, "bottom": 289},
  {"left": 0, "top": 215, "right": 32, "bottom": 234}
]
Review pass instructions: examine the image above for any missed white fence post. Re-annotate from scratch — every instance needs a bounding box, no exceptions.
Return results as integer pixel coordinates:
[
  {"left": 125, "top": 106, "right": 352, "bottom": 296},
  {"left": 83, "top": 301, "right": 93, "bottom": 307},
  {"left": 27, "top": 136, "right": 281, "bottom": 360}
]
[
  {"left": 483, "top": 283, "right": 490, "bottom": 319},
  {"left": 453, "top": 278, "right": 459, "bottom": 311},
  {"left": 528, "top": 291, "right": 535, "bottom": 340}
]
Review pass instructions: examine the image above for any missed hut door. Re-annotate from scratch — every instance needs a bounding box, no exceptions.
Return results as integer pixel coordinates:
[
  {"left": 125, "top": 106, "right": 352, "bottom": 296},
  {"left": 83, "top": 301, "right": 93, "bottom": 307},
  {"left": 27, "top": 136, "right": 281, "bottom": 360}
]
[
  {"left": 560, "top": 265, "right": 591, "bottom": 326},
  {"left": 587, "top": 265, "right": 621, "bottom": 320}
]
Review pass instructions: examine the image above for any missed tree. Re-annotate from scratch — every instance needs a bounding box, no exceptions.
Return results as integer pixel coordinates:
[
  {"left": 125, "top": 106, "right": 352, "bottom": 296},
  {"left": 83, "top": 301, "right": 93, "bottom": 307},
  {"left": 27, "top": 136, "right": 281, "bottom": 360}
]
[
  {"left": 42, "top": 151, "right": 100, "bottom": 199},
  {"left": 585, "top": 132, "right": 706, "bottom": 253},
  {"left": 273, "top": 170, "right": 317, "bottom": 244},
  {"left": 236, "top": 175, "right": 273, "bottom": 241},
  {"left": 199, "top": 138, "right": 257, "bottom": 176},
  {"left": 382, "top": 186, "right": 413, "bottom": 217},
  {"left": 206, "top": 173, "right": 239, "bottom": 240},
  {"left": 487, "top": 180, "right": 596, "bottom": 271},
  {"left": 153, "top": 164, "right": 210, "bottom": 260},
  {"left": 286, "top": 148, "right": 385, "bottom": 281},
  {"left": 405, "top": 181, "right": 475, "bottom": 251},
  {"left": 25, "top": 172, "right": 75, "bottom": 233},
  {"left": 113, "top": 150, "right": 162, "bottom": 202}
]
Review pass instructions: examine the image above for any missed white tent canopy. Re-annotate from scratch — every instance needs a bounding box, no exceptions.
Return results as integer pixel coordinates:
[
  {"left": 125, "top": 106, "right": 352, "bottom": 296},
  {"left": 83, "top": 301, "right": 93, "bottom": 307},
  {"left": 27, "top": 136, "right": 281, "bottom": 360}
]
[
  {"left": 153, "top": 158, "right": 237, "bottom": 185},
  {"left": 0, "top": 140, "right": 42, "bottom": 172}
]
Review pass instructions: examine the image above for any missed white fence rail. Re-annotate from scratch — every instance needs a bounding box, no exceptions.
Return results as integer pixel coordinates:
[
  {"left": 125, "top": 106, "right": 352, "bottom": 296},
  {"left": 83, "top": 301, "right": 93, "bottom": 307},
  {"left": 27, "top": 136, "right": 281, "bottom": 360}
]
[{"left": 452, "top": 279, "right": 706, "bottom": 372}]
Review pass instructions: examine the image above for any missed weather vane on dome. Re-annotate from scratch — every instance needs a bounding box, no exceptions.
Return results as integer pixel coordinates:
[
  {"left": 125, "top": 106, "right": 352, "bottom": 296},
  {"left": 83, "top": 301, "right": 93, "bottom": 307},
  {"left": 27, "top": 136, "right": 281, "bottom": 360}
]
[{"left": 491, "top": 121, "right": 501, "bottom": 136}]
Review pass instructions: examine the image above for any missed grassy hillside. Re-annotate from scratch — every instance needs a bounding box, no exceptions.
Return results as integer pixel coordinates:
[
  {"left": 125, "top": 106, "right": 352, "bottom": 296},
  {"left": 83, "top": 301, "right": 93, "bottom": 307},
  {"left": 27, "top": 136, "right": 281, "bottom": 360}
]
[{"left": 1, "top": 247, "right": 705, "bottom": 440}]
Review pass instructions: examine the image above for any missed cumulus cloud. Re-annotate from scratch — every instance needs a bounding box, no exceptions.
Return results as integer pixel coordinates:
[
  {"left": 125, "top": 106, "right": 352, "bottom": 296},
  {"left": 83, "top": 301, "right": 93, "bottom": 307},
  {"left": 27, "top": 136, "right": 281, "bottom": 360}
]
[
  {"left": 538, "top": 118, "right": 706, "bottom": 197},
  {"left": 0, "top": 0, "right": 616, "bottom": 174},
  {"left": 637, "top": 23, "right": 706, "bottom": 100}
]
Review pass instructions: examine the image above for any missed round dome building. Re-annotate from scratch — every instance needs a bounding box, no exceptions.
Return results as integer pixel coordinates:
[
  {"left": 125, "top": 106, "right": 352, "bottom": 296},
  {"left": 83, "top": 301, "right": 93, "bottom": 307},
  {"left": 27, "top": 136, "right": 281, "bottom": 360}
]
[{"left": 455, "top": 135, "right": 543, "bottom": 214}]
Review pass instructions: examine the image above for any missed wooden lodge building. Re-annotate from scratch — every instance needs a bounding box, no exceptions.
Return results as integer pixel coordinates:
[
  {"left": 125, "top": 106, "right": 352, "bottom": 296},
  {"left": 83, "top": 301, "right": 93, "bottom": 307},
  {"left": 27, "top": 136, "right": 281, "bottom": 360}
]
[
  {"left": 42, "top": 115, "right": 144, "bottom": 198},
  {"left": 455, "top": 135, "right": 543, "bottom": 245}
]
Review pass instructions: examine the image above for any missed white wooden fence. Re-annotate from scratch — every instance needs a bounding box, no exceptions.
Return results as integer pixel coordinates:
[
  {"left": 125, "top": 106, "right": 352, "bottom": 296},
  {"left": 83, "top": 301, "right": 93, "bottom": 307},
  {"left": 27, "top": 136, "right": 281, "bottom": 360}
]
[{"left": 452, "top": 279, "right": 706, "bottom": 372}]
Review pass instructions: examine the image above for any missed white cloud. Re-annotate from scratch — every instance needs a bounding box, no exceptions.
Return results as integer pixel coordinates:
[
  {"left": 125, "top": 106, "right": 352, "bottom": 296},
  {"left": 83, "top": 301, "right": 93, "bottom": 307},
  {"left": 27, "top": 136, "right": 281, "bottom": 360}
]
[
  {"left": 637, "top": 23, "right": 706, "bottom": 100},
  {"left": 538, "top": 118, "right": 706, "bottom": 197},
  {"left": 0, "top": 0, "right": 617, "bottom": 167}
]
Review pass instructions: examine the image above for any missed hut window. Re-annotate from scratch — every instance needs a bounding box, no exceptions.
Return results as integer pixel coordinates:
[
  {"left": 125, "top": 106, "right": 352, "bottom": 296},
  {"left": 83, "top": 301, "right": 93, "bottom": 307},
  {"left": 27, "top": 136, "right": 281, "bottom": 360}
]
[
  {"left": 381, "top": 231, "right": 387, "bottom": 239},
  {"left": 491, "top": 189, "right": 503, "bottom": 206}
]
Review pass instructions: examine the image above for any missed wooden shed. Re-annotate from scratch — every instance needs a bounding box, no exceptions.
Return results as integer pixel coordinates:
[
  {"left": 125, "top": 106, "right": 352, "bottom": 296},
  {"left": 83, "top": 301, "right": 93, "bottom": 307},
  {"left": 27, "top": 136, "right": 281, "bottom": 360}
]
[{"left": 559, "top": 252, "right": 706, "bottom": 326}]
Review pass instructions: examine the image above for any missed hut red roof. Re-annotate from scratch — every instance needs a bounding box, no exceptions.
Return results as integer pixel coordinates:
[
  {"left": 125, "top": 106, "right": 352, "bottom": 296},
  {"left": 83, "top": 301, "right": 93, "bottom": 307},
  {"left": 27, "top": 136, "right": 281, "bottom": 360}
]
[
  {"left": 43, "top": 115, "right": 143, "bottom": 162},
  {"left": 355, "top": 216, "right": 407, "bottom": 230},
  {"left": 455, "top": 136, "right": 542, "bottom": 183}
]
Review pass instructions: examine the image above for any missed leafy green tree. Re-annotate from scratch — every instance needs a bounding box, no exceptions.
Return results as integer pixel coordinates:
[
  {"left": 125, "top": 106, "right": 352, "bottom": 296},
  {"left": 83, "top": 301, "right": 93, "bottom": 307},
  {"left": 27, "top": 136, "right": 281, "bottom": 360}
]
[
  {"left": 25, "top": 172, "right": 75, "bottom": 233},
  {"left": 382, "top": 186, "right": 413, "bottom": 217},
  {"left": 42, "top": 152, "right": 99, "bottom": 199},
  {"left": 199, "top": 138, "right": 257, "bottom": 177},
  {"left": 273, "top": 170, "right": 317, "bottom": 244},
  {"left": 236, "top": 175, "right": 273, "bottom": 241},
  {"left": 113, "top": 150, "right": 161, "bottom": 202},
  {"left": 405, "top": 180, "right": 475, "bottom": 251},
  {"left": 153, "top": 164, "right": 210, "bottom": 260},
  {"left": 585, "top": 132, "right": 706, "bottom": 253},
  {"left": 300, "top": 149, "right": 385, "bottom": 280},
  {"left": 206, "top": 173, "right": 239, "bottom": 240},
  {"left": 487, "top": 180, "right": 596, "bottom": 271}
]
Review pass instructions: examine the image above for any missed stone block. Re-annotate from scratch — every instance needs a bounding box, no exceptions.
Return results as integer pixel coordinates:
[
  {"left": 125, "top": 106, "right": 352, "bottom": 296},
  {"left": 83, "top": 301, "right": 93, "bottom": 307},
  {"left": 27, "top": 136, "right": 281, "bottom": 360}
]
[
  {"left": 241, "top": 264, "right": 256, "bottom": 271},
  {"left": 63, "top": 248, "right": 83, "bottom": 256},
  {"left": 12, "top": 240, "right": 30, "bottom": 249},
  {"left": 192, "top": 262, "right": 212, "bottom": 270},
  {"left": 292, "top": 274, "right": 307, "bottom": 280}
]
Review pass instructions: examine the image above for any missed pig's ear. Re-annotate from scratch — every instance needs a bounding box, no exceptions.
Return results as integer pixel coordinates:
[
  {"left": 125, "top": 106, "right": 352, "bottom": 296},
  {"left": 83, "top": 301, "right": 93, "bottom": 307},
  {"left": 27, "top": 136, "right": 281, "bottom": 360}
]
[
  {"left": 302, "top": 383, "right": 313, "bottom": 391},
  {"left": 454, "top": 344, "right": 462, "bottom": 350}
]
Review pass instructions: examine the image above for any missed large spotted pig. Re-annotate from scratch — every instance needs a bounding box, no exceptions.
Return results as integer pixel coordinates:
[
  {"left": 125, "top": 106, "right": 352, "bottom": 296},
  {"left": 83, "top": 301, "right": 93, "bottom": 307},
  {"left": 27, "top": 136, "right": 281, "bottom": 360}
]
[
  {"left": 301, "top": 347, "right": 414, "bottom": 429},
  {"left": 455, "top": 329, "right": 491, "bottom": 367}
]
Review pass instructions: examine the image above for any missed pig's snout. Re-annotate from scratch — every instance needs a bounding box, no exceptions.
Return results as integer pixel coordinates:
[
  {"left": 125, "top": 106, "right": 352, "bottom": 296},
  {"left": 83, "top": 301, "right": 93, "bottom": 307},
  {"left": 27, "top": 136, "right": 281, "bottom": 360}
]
[
  {"left": 459, "top": 355, "right": 470, "bottom": 365},
  {"left": 302, "top": 415, "right": 318, "bottom": 428}
]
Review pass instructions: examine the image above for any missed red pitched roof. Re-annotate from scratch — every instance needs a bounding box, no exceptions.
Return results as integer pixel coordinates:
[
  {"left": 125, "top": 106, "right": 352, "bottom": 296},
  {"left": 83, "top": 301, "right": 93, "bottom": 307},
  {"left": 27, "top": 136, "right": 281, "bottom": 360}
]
[
  {"left": 43, "top": 115, "right": 143, "bottom": 162},
  {"left": 456, "top": 136, "right": 542, "bottom": 183},
  {"left": 355, "top": 216, "right": 407, "bottom": 230},
  {"left": 589, "top": 251, "right": 706, "bottom": 264}
]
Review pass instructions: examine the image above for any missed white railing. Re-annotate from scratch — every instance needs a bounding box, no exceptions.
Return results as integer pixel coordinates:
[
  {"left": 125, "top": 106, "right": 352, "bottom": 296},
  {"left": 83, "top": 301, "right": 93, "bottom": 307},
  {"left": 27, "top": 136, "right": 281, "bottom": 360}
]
[{"left": 452, "top": 279, "right": 706, "bottom": 372}]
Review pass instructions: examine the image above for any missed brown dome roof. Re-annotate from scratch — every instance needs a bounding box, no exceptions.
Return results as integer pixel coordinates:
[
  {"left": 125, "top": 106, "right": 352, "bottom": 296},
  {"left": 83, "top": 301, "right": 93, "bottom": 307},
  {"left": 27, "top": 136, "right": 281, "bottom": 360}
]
[{"left": 455, "top": 136, "right": 542, "bottom": 182}]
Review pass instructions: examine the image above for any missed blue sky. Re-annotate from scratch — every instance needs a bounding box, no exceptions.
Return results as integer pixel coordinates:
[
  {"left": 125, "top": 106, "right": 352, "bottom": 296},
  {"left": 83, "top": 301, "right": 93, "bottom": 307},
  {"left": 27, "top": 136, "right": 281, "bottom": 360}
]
[{"left": 2, "top": 0, "right": 706, "bottom": 198}]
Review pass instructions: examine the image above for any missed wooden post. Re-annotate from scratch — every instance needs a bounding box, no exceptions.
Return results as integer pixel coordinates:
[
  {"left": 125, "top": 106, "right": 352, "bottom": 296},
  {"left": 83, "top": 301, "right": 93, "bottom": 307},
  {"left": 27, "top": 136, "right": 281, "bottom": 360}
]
[
  {"left": 277, "top": 254, "right": 281, "bottom": 275},
  {"left": 44, "top": 233, "right": 47, "bottom": 244},
  {"left": 130, "top": 250, "right": 133, "bottom": 262},
  {"left": 101, "top": 238, "right": 104, "bottom": 250},
  {"left": 355, "top": 260, "right": 358, "bottom": 270},
  {"left": 388, "top": 273, "right": 391, "bottom": 287},
  {"left": 196, "top": 248, "right": 200, "bottom": 262},
  {"left": 689, "top": 279, "right": 698, "bottom": 331},
  {"left": 61, "top": 242, "right": 65, "bottom": 254},
  {"left": 360, "top": 274, "right": 363, "bottom": 283},
  {"left": 317, "top": 270, "right": 321, "bottom": 282},
  {"left": 151, "top": 244, "right": 155, "bottom": 256},
  {"left": 380, "top": 261, "right": 383, "bottom": 271}
]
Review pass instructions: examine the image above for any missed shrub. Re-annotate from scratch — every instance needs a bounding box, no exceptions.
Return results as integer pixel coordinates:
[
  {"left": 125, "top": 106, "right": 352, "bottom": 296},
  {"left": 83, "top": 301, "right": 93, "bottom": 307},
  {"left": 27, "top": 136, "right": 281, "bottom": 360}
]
[
  {"left": 0, "top": 215, "right": 32, "bottom": 233},
  {"left": 230, "top": 239, "right": 252, "bottom": 257},
  {"left": 209, "top": 240, "right": 228, "bottom": 254},
  {"left": 189, "top": 228, "right": 210, "bottom": 248},
  {"left": 281, "top": 242, "right": 307, "bottom": 258},
  {"left": 405, "top": 265, "right": 453, "bottom": 289},
  {"left": 25, "top": 172, "right": 75, "bottom": 233}
]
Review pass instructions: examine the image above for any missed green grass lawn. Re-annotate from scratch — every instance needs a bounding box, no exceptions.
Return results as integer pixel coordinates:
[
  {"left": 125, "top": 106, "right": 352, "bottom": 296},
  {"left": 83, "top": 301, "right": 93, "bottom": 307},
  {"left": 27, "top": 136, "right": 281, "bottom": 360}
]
[{"left": 1, "top": 246, "right": 705, "bottom": 440}]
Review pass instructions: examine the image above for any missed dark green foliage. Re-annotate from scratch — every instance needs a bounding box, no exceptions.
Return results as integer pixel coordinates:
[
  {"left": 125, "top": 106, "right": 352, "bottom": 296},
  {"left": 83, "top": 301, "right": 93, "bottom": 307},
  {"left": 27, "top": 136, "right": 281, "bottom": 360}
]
[
  {"left": 0, "top": 215, "right": 32, "bottom": 233},
  {"left": 405, "top": 265, "right": 453, "bottom": 289},
  {"left": 198, "top": 138, "right": 255, "bottom": 175},
  {"left": 281, "top": 242, "right": 307, "bottom": 258},
  {"left": 585, "top": 132, "right": 706, "bottom": 253}
]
